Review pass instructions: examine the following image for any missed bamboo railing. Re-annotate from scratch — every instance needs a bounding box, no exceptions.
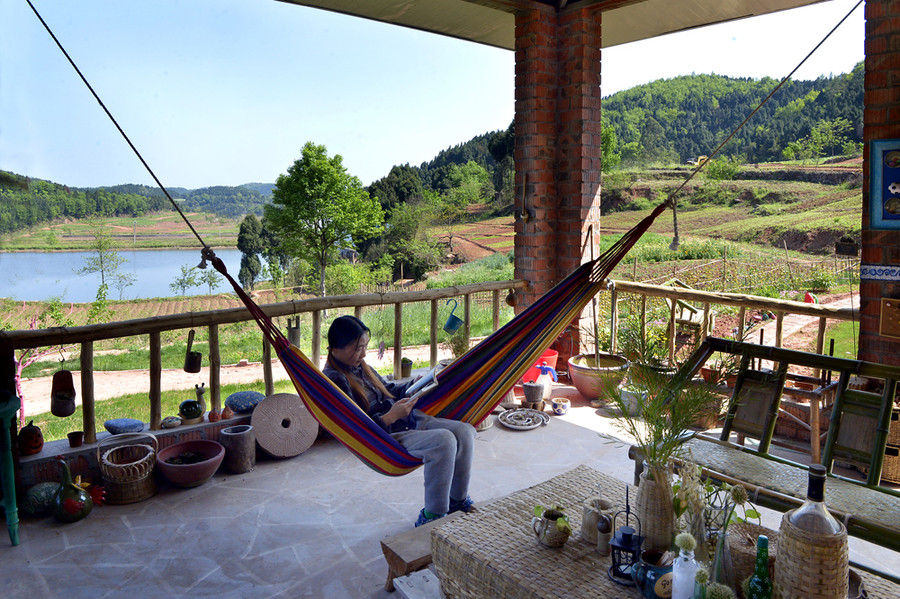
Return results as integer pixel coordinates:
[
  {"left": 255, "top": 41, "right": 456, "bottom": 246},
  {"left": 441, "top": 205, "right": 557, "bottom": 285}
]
[{"left": 0, "top": 280, "right": 525, "bottom": 440}]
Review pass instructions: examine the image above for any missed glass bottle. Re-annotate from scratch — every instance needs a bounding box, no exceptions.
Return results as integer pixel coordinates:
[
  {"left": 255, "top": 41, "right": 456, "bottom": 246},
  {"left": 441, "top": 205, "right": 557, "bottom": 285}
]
[
  {"left": 745, "top": 535, "right": 772, "bottom": 599},
  {"left": 672, "top": 546, "right": 699, "bottom": 599},
  {"left": 788, "top": 464, "right": 841, "bottom": 534}
]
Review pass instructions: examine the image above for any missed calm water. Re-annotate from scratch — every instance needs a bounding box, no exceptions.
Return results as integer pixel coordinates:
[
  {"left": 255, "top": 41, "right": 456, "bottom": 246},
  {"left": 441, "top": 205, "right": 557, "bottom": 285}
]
[{"left": 0, "top": 249, "right": 251, "bottom": 302}]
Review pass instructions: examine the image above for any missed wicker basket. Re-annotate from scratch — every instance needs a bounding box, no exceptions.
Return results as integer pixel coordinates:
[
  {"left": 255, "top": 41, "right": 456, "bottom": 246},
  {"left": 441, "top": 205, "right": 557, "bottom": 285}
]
[
  {"left": 773, "top": 512, "right": 848, "bottom": 599},
  {"left": 636, "top": 468, "right": 674, "bottom": 553},
  {"left": 725, "top": 522, "right": 777, "bottom": 597},
  {"left": 888, "top": 408, "right": 900, "bottom": 446},
  {"left": 881, "top": 445, "right": 900, "bottom": 484},
  {"left": 97, "top": 432, "right": 158, "bottom": 504}
]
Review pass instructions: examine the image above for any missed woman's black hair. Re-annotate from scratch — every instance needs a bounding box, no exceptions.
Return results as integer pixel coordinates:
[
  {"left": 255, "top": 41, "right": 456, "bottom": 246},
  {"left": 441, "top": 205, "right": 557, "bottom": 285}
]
[{"left": 327, "top": 315, "right": 370, "bottom": 350}]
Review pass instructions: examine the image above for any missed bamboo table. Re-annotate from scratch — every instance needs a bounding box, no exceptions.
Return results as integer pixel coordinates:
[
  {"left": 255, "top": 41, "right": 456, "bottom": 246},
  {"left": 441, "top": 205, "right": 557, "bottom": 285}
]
[{"left": 431, "top": 465, "right": 899, "bottom": 599}]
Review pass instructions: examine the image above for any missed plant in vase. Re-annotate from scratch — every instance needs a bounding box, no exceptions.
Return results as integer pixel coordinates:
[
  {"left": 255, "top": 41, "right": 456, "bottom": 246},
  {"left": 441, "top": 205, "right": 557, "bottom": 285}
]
[
  {"left": 532, "top": 504, "right": 573, "bottom": 548},
  {"left": 618, "top": 315, "right": 673, "bottom": 377},
  {"left": 602, "top": 364, "right": 720, "bottom": 553},
  {"left": 673, "top": 458, "right": 713, "bottom": 562},
  {"left": 708, "top": 483, "right": 761, "bottom": 584}
]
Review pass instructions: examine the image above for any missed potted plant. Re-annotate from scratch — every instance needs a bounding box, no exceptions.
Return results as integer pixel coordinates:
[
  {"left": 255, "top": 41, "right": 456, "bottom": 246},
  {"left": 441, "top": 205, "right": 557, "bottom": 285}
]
[
  {"left": 567, "top": 320, "right": 629, "bottom": 403},
  {"left": 601, "top": 364, "right": 720, "bottom": 553},
  {"left": 531, "top": 504, "right": 573, "bottom": 548}
]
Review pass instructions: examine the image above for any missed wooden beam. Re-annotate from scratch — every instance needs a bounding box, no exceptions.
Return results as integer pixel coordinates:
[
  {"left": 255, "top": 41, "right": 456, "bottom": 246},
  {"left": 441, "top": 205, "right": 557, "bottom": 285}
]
[
  {"left": 311, "top": 310, "right": 322, "bottom": 368},
  {"left": 263, "top": 335, "right": 274, "bottom": 396},
  {"left": 430, "top": 299, "right": 439, "bottom": 368},
  {"left": 394, "top": 303, "right": 403, "bottom": 379},
  {"left": 492, "top": 289, "right": 500, "bottom": 332},
  {"left": 464, "top": 293, "right": 472, "bottom": 342},
  {"left": 208, "top": 324, "right": 221, "bottom": 412},
  {"left": 610, "top": 289, "right": 619, "bottom": 354}
]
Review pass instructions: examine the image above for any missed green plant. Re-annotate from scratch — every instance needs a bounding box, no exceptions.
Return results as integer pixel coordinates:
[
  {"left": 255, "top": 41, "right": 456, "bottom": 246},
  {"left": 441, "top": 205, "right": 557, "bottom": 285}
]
[
  {"left": 533, "top": 504, "right": 572, "bottom": 533},
  {"left": 705, "top": 156, "right": 742, "bottom": 181},
  {"left": 617, "top": 315, "right": 668, "bottom": 368},
  {"left": 444, "top": 329, "right": 470, "bottom": 359}
]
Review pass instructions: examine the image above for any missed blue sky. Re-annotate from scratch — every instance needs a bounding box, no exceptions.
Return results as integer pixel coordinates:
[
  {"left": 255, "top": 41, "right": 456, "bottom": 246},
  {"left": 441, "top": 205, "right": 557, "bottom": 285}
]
[{"left": 1, "top": 0, "right": 863, "bottom": 189}]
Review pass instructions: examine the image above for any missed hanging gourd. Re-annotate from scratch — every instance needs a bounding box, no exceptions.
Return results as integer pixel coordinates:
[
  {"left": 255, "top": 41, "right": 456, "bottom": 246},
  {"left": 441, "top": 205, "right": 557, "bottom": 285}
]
[
  {"left": 18, "top": 420, "right": 44, "bottom": 456},
  {"left": 183, "top": 329, "right": 202, "bottom": 373},
  {"left": 50, "top": 369, "right": 77, "bottom": 417},
  {"left": 53, "top": 459, "right": 93, "bottom": 523}
]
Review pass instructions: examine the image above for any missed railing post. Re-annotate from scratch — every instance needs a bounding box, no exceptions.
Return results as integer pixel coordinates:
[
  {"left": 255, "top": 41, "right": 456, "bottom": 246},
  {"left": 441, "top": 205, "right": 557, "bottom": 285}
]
[
  {"left": 463, "top": 293, "right": 471, "bottom": 342},
  {"left": 148, "top": 333, "right": 161, "bottom": 430},
  {"left": 81, "top": 341, "right": 96, "bottom": 443},
  {"left": 775, "top": 312, "right": 784, "bottom": 348},
  {"left": 430, "top": 299, "right": 438, "bottom": 368},
  {"left": 208, "top": 324, "right": 221, "bottom": 413},
  {"left": 701, "top": 302, "right": 711, "bottom": 342},
  {"left": 737, "top": 306, "right": 746, "bottom": 341},
  {"left": 610, "top": 288, "right": 619, "bottom": 354},
  {"left": 667, "top": 299, "right": 677, "bottom": 365},
  {"left": 640, "top": 294, "right": 647, "bottom": 345},
  {"left": 394, "top": 302, "right": 403, "bottom": 379},
  {"left": 311, "top": 310, "right": 322, "bottom": 368},
  {"left": 492, "top": 290, "right": 500, "bottom": 332},
  {"left": 815, "top": 316, "right": 827, "bottom": 379},
  {"left": 354, "top": 305, "right": 363, "bottom": 321},
  {"left": 262, "top": 336, "right": 274, "bottom": 397}
]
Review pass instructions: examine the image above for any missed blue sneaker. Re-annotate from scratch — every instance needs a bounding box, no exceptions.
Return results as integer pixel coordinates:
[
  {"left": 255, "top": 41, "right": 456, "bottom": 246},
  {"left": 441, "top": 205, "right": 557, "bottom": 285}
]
[
  {"left": 415, "top": 508, "right": 445, "bottom": 527},
  {"left": 449, "top": 496, "right": 476, "bottom": 514}
]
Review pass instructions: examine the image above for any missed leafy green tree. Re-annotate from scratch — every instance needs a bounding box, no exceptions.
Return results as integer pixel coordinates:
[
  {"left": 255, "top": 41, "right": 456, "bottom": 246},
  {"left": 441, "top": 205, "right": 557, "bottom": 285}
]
[
  {"left": 113, "top": 271, "right": 136, "bottom": 300},
  {"left": 199, "top": 268, "right": 222, "bottom": 294},
  {"left": 170, "top": 265, "right": 200, "bottom": 296},
  {"left": 86, "top": 283, "right": 114, "bottom": 324},
  {"left": 264, "top": 142, "right": 384, "bottom": 296},
  {"left": 238, "top": 254, "right": 262, "bottom": 290},
  {"left": 601, "top": 114, "right": 621, "bottom": 172},
  {"left": 367, "top": 164, "right": 424, "bottom": 213},
  {"left": 77, "top": 217, "right": 125, "bottom": 287}
]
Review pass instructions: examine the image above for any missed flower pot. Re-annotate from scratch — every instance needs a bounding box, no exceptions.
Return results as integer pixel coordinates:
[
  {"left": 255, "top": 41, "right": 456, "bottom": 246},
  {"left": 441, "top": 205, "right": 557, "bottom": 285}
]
[
  {"left": 567, "top": 353, "right": 629, "bottom": 401},
  {"left": 67, "top": 431, "right": 84, "bottom": 448},
  {"left": 531, "top": 508, "right": 571, "bottom": 548},
  {"left": 157, "top": 440, "right": 224, "bottom": 488}
]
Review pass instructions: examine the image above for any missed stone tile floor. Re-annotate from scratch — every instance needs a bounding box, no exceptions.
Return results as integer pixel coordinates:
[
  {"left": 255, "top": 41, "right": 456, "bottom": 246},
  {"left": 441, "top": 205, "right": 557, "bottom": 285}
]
[{"left": 3, "top": 396, "right": 897, "bottom": 599}]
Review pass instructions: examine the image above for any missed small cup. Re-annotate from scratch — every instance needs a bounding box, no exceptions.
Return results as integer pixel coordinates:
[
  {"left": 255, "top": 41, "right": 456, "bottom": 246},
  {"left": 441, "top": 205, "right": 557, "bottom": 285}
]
[
  {"left": 551, "top": 397, "right": 570, "bottom": 415},
  {"left": 67, "top": 430, "right": 84, "bottom": 448}
]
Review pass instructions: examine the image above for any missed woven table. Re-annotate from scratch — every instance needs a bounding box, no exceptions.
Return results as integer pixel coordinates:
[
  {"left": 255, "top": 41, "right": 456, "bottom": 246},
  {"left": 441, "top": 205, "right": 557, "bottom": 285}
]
[{"left": 430, "top": 465, "right": 900, "bottom": 599}]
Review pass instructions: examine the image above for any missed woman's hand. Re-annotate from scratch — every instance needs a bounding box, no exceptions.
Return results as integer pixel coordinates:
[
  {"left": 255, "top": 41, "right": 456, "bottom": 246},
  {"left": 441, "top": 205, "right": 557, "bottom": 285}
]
[{"left": 381, "top": 397, "right": 416, "bottom": 426}]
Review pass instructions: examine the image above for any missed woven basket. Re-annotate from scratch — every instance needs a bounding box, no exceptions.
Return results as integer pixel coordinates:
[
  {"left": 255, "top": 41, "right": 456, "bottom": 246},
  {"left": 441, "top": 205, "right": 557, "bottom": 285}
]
[
  {"left": 97, "top": 432, "right": 158, "bottom": 504},
  {"left": 887, "top": 408, "right": 899, "bottom": 446},
  {"left": 773, "top": 512, "right": 848, "bottom": 599},
  {"left": 725, "top": 521, "right": 777, "bottom": 597},
  {"left": 881, "top": 445, "right": 900, "bottom": 484},
  {"left": 636, "top": 468, "right": 674, "bottom": 553}
]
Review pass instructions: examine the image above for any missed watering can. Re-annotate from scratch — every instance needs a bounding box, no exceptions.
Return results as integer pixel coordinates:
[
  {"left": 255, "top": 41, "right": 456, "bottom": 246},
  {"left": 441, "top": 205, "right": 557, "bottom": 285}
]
[
  {"left": 183, "top": 329, "right": 202, "bottom": 373},
  {"left": 443, "top": 299, "right": 463, "bottom": 334}
]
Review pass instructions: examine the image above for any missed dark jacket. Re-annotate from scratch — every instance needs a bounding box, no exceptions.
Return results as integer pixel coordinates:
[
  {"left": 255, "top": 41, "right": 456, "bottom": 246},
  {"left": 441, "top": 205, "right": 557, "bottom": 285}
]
[{"left": 323, "top": 359, "right": 416, "bottom": 433}]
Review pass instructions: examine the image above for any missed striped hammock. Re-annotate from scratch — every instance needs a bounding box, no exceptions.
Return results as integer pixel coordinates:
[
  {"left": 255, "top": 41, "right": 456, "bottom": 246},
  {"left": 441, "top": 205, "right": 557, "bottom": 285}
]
[{"left": 211, "top": 201, "right": 670, "bottom": 475}]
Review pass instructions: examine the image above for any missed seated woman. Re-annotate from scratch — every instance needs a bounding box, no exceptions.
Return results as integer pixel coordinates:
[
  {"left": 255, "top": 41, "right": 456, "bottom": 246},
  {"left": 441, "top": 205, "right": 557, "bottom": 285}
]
[{"left": 323, "top": 315, "right": 476, "bottom": 526}]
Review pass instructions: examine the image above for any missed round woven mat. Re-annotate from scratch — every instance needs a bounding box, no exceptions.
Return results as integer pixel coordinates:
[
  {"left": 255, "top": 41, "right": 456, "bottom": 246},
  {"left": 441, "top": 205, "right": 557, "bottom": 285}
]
[{"left": 251, "top": 393, "right": 318, "bottom": 458}]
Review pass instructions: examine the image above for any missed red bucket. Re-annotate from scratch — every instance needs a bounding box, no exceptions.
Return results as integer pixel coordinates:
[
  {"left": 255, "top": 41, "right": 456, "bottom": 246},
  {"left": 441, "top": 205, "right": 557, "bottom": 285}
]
[{"left": 521, "top": 348, "right": 559, "bottom": 383}]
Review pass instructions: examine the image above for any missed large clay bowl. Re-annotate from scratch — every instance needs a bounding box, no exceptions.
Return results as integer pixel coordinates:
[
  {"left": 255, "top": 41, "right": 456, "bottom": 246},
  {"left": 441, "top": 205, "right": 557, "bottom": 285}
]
[
  {"left": 157, "top": 440, "right": 224, "bottom": 488},
  {"left": 567, "top": 353, "right": 629, "bottom": 401}
]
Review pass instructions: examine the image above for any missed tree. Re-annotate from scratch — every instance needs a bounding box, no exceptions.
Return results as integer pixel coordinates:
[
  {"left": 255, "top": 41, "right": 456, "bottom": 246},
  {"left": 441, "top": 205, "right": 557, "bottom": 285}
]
[
  {"left": 238, "top": 254, "right": 262, "bottom": 290},
  {"left": 77, "top": 217, "right": 125, "bottom": 287},
  {"left": 113, "top": 271, "right": 136, "bottom": 300},
  {"left": 264, "top": 142, "right": 384, "bottom": 296},
  {"left": 237, "top": 213, "right": 264, "bottom": 290},
  {"left": 199, "top": 268, "right": 222, "bottom": 294},
  {"left": 170, "top": 265, "right": 200, "bottom": 295}
]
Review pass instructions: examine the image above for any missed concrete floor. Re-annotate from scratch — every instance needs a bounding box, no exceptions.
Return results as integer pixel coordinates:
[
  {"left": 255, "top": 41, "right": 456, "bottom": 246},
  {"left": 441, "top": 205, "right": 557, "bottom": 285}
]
[{"left": 3, "top": 393, "right": 897, "bottom": 599}]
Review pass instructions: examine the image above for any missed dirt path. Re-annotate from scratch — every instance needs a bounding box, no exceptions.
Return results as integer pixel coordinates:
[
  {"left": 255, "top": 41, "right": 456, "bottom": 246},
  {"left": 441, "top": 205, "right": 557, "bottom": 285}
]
[{"left": 19, "top": 343, "right": 456, "bottom": 417}]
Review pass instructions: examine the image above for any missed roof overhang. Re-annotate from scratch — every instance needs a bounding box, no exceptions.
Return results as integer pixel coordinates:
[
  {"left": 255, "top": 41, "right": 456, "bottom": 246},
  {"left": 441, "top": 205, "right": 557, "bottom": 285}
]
[{"left": 277, "top": 0, "right": 830, "bottom": 50}]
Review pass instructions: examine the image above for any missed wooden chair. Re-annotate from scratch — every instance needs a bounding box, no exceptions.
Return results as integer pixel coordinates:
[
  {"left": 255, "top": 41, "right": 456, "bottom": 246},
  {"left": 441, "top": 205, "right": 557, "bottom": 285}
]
[{"left": 662, "top": 279, "right": 716, "bottom": 343}]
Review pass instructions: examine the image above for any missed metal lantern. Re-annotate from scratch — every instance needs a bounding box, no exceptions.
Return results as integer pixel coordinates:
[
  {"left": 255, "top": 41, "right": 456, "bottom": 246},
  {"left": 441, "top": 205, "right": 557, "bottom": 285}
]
[{"left": 608, "top": 487, "right": 643, "bottom": 586}]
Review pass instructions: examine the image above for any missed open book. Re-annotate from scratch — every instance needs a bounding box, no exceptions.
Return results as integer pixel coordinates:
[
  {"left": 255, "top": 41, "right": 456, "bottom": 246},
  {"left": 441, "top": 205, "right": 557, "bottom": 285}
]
[{"left": 407, "top": 367, "right": 438, "bottom": 400}]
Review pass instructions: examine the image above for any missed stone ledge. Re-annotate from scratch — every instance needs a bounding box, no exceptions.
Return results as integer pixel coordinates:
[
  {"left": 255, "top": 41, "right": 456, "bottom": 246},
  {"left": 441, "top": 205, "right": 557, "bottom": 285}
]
[{"left": 19, "top": 414, "right": 251, "bottom": 488}]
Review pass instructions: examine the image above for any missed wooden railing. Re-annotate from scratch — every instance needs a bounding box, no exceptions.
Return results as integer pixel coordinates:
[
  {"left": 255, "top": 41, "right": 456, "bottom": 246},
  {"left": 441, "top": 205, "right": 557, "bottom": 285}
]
[{"left": 0, "top": 280, "right": 526, "bottom": 444}]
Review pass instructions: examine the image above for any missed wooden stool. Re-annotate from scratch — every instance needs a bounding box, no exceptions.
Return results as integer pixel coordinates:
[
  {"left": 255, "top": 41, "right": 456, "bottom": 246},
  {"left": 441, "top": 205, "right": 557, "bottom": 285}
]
[
  {"left": 0, "top": 390, "right": 20, "bottom": 546},
  {"left": 381, "top": 513, "right": 458, "bottom": 592}
]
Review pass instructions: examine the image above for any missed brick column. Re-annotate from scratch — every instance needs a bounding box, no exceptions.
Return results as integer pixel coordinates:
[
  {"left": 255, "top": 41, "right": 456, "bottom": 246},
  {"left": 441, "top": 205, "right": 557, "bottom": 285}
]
[
  {"left": 514, "top": 4, "right": 602, "bottom": 363},
  {"left": 860, "top": 0, "right": 900, "bottom": 365}
]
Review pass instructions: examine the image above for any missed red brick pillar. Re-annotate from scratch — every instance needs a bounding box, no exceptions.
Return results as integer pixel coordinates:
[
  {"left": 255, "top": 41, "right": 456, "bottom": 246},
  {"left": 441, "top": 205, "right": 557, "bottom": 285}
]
[
  {"left": 860, "top": 0, "right": 900, "bottom": 365},
  {"left": 514, "top": 5, "right": 602, "bottom": 364}
]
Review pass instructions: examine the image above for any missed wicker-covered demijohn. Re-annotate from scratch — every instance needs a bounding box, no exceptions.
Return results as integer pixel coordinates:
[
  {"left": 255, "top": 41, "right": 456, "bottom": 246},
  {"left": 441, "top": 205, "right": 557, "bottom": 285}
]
[
  {"left": 97, "top": 431, "right": 158, "bottom": 504},
  {"left": 773, "top": 511, "right": 848, "bottom": 599}
]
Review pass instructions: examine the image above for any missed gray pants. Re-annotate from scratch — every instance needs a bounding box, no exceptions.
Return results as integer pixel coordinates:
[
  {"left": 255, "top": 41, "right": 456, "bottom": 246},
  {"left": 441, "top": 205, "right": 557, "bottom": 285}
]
[{"left": 393, "top": 410, "right": 476, "bottom": 515}]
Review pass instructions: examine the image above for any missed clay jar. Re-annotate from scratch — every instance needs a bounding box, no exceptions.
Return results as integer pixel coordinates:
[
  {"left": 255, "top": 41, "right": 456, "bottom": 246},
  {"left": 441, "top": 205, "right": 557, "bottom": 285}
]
[{"left": 581, "top": 496, "right": 614, "bottom": 545}]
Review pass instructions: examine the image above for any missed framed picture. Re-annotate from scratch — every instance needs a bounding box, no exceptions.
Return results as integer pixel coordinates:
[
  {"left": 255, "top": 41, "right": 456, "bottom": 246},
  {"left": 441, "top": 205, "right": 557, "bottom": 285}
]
[{"left": 870, "top": 138, "right": 900, "bottom": 230}]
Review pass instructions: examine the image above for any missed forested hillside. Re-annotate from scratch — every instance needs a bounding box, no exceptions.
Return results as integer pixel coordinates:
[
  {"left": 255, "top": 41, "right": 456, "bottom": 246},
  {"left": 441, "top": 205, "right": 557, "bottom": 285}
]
[
  {"left": 603, "top": 63, "right": 863, "bottom": 165},
  {"left": 0, "top": 170, "right": 170, "bottom": 235},
  {"left": 103, "top": 183, "right": 270, "bottom": 217}
]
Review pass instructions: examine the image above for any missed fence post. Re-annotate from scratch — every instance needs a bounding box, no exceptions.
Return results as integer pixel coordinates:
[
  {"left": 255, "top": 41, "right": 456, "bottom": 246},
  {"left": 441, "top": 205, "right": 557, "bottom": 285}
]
[
  {"left": 262, "top": 336, "right": 274, "bottom": 397},
  {"left": 492, "top": 290, "right": 500, "bottom": 332},
  {"left": 640, "top": 294, "right": 647, "bottom": 345},
  {"left": 311, "top": 310, "right": 321, "bottom": 368},
  {"left": 610, "top": 288, "right": 619, "bottom": 354},
  {"left": 148, "top": 333, "right": 161, "bottom": 430},
  {"left": 430, "top": 299, "right": 438, "bottom": 368},
  {"left": 701, "top": 302, "right": 711, "bottom": 342},
  {"left": 667, "top": 300, "right": 677, "bottom": 365},
  {"left": 81, "top": 341, "right": 96, "bottom": 444},
  {"left": 464, "top": 293, "right": 472, "bottom": 343},
  {"left": 775, "top": 312, "right": 784, "bottom": 348},
  {"left": 815, "top": 317, "right": 827, "bottom": 379},
  {"left": 354, "top": 305, "right": 363, "bottom": 321},
  {"left": 209, "top": 324, "right": 221, "bottom": 413},
  {"left": 394, "top": 302, "right": 403, "bottom": 379}
]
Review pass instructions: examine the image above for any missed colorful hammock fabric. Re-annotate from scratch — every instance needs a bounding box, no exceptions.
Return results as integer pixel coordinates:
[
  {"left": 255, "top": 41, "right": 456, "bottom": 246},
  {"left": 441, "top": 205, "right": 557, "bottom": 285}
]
[{"left": 209, "top": 201, "right": 670, "bottom": 476}]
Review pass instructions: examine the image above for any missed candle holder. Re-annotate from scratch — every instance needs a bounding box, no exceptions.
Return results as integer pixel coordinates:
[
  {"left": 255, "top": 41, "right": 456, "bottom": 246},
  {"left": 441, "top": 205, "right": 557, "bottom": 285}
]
[{"left": 608, "top": 487, "right": 644, "bottom": 586}]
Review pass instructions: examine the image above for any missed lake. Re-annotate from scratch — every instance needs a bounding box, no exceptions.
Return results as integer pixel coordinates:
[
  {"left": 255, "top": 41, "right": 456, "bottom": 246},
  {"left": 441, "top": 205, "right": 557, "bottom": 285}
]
[{"left": 0, "top": 249, "right": 254, "bottom": 302}]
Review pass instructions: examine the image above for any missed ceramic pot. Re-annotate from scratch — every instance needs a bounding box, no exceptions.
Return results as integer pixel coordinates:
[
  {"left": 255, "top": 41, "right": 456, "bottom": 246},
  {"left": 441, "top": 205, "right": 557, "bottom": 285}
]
[
  {"left": 157, "top": 440, "right": 224, "bottom": 488},
  {"left": 550, "top": 397, "right": 570, "bottom": 416},
  {"left": 531, "top": 509, "right": 570, "bottom": 548},
  {"left": 67, "top": 431, "right": 84, "bottom": 448},
  {"left": 632, "top": 549, "right": 674, "bottom": 599},
  {"left": 636, "top": 467, "right": 675, "bottom": 554},
  {"left": 567, "top": 353, "right": 629, "bottom": 401}
]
